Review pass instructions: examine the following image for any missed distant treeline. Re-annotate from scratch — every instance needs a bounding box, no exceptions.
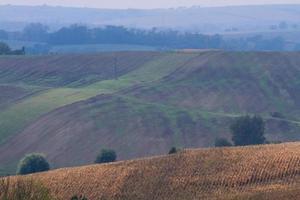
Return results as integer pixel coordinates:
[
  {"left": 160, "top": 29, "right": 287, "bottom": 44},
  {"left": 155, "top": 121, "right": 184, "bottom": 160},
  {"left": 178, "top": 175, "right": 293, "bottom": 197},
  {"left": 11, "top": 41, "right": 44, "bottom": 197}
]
[
  {"left": 0, "top": 23, "right": 295, "bottom": 52},
  {"left": 0, "top": 24, "right": 222, "bottom": 49}
]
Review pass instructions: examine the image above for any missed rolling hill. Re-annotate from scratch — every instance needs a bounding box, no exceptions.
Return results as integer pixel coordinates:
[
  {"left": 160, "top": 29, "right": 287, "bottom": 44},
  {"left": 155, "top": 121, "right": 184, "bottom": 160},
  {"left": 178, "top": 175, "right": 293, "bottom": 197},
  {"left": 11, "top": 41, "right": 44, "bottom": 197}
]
[
  {"left": 0, "top": 51, "right": 300, "bottom": 175},
  {"left": 13, "top": 142, "right": 300, "bottom": 200}
]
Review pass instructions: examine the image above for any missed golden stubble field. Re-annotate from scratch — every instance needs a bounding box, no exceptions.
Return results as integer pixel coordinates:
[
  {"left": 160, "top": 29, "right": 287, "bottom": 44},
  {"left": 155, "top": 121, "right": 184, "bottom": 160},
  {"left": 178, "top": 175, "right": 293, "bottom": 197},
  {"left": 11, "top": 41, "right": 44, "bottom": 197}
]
[{"left": 10, "top": 142, "right": 300, "bottom": 200}]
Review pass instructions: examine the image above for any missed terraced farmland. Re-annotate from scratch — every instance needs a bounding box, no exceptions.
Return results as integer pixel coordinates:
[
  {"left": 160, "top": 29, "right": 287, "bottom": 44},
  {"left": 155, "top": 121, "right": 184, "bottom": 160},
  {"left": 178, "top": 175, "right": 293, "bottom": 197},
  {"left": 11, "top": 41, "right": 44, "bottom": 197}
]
[
  {"left": 13, "top": 142, "right": 300, "bottom": 200},
  {"left": 0, "top": 51, "right": 300, "bottom": 175}
]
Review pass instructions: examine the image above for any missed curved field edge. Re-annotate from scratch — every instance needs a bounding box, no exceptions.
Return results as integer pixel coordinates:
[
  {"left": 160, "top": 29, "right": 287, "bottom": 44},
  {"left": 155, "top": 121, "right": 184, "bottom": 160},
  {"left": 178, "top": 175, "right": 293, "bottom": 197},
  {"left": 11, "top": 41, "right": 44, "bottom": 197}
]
[
  {"left": 12, "top": 142, "right": 300, "bottom": 200},
  {"left": 0, "top": 52, "right": 199, "bottom": 144}
]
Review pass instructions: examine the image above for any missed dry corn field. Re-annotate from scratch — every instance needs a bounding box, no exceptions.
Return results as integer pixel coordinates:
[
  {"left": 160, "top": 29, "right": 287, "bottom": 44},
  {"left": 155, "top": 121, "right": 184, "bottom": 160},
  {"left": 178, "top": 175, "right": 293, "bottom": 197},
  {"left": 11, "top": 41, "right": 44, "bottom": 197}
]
[{"left": 13, "top": 142, "right": 300, "bottom": 200}]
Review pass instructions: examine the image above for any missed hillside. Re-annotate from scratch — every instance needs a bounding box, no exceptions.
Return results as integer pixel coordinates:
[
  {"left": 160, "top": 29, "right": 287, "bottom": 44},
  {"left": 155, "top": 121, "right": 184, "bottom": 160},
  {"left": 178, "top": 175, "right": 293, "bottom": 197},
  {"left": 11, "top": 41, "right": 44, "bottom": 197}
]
[
  {"left": 0, "top": 51, "right": 300, "bottom": 175},
  {"left": 16, "top": 142, "right": 300, "bottom": 200},
  {"left": 0, "top": 52, "right": 159, "bottom": 87}
]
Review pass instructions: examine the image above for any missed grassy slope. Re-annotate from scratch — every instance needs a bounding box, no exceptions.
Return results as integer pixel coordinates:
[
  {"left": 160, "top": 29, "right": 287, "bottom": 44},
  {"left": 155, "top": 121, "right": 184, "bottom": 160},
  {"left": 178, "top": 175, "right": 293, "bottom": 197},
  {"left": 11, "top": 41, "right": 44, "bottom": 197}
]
[
  {"left": 0, "top": 94, "right": 230, "bottom": 172},
  {"left": 131, "top": 52, "right": 300, "bottom": 116},
  {"left": 0, "top": 51, "right": 300, "bottom": 175},
  {"left": 2, "top": 92, "right": 298, "bottom": 174},
  {"left": 0, "top": 52, "right": 198, "bottom": 144},
  {"left": 16, "top": 142, "right": 300, "bottom": 200}
]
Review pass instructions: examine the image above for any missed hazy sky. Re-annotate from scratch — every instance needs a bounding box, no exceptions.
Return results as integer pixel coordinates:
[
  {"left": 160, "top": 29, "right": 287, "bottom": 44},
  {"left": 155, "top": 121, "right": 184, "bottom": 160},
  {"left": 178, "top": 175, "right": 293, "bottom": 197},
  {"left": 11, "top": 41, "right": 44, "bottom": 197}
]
[{"left": 0, "top": 0, "right": 299, "bottom": 9}]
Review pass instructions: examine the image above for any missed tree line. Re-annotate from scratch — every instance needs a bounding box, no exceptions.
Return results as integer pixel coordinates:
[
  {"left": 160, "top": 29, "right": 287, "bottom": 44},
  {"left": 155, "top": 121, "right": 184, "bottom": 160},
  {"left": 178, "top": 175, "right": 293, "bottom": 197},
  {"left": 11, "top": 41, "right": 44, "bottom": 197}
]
[
  {"left": 0, "top": 24, "right": 222, "bottom": 49},
  {"left": 0, "top": 23, "right": 292, "bottom": 51}
]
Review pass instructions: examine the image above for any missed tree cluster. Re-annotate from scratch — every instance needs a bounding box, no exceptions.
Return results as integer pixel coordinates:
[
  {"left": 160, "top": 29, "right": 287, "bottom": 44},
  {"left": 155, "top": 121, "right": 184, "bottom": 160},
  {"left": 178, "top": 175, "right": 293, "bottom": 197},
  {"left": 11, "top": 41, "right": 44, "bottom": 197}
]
[{"left": 215, "top": 115, "right": 266, "bottom": 147}]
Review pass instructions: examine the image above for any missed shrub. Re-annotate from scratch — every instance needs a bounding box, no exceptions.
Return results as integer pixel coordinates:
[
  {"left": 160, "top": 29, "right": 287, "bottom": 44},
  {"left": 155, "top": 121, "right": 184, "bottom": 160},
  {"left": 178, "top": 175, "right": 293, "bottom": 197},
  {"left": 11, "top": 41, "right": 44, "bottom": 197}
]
[
  {"left": 0, "top": 178, "right": 53, "bottom": 200},
  {"left": 17, "top": 153, "right": 50, "bottom": 175},
  {"left": 168, "top": 147, "right": 178, "bottom": 154},
  {"left": 230, "top": 115, "right": 266, "bottom": 146},
  {"left": 95, "top": 149, "right": 117, "bottom": 164},
  {"left": 214, "top": 138, "right": 232, "bottom": 147}
]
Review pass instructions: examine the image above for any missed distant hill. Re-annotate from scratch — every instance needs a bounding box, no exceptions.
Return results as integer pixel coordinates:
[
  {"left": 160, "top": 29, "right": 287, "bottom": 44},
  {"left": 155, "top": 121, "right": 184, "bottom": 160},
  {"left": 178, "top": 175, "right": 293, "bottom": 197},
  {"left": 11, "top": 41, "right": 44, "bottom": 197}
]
[
  {"left": 15, "top": 142, "right": 300, "bottom": 200},
  {"left": 0, "top": 4, "right": 300, "bottom": 32},
  {"left": 0, "top": 51, "right": 299, "bottom": 175}
]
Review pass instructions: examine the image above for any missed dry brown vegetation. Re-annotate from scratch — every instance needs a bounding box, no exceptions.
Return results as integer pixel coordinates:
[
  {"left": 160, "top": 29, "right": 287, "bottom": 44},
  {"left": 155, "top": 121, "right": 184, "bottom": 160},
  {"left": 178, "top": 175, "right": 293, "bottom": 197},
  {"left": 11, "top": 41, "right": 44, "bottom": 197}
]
[
  {"left": 11, "top": 142, "right": 300, "bottom": 200},
  {"left": 0, "top": 177, "right": 53, "bottom": 200}
]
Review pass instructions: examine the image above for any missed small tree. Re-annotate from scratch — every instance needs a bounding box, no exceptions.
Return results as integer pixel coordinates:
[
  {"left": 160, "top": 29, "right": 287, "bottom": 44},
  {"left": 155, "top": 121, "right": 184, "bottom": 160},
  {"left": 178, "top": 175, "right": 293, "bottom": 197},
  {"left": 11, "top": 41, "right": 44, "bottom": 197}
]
[
  {"left": 230, "top": 115, "right": 266, "bottom": 146},
  {"left": 95, "top": 149, "right": 117, "bottom": 164},
  {"left": 168, "top": 147, "right": 178, "bottom": 154},
  {"left": 214, "top": 138, "right": 232, "bottom": 147},
  {"left": 17, "top": 153, "right": 50, "bottom": 175}
]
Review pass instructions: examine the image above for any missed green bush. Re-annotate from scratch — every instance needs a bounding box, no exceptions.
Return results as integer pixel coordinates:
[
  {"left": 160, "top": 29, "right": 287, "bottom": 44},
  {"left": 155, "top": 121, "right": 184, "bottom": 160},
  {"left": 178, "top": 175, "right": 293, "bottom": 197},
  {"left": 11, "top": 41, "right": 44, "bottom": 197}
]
[
  {"left": 0, "top": 178, "right": 53, "bottom": 200},
  {"left": 95, "top": 149, "right": 117, "bottom": 164},
  {"left": 17, "top": 153, "right": 50, "bottom": 175},
  {"left": 214, "top": 138, "right": 232, "bottom": 147}
]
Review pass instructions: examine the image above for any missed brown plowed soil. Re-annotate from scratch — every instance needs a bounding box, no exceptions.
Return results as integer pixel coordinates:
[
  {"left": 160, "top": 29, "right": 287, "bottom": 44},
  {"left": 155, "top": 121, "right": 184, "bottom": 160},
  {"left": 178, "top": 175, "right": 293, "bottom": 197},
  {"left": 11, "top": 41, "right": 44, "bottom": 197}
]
[{"left": 0, "top": 52, "right": 160, "bottom": 87}]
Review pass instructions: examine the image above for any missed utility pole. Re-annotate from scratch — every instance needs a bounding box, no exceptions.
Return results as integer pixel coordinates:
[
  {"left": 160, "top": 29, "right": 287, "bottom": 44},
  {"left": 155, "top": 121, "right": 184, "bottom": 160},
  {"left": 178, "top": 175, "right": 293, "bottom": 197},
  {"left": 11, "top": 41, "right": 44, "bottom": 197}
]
[{"left": 114, "top": 56, "right": 118, "bottom": 80}]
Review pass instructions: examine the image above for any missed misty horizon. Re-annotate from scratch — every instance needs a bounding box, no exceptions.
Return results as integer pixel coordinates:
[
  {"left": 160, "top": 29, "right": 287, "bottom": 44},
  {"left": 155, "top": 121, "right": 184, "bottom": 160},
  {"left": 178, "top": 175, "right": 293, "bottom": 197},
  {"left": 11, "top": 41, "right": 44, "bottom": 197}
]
[{"left": 0, "top": 0, "right": 300, "bottom": 9}]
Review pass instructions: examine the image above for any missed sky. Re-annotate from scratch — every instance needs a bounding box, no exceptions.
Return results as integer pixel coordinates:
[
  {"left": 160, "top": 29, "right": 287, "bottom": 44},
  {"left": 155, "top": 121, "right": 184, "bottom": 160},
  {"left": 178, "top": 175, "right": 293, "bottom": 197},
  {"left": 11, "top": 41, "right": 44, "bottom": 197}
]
[{"left": 0, "top": 0, "right": 299, "bottom": 9}]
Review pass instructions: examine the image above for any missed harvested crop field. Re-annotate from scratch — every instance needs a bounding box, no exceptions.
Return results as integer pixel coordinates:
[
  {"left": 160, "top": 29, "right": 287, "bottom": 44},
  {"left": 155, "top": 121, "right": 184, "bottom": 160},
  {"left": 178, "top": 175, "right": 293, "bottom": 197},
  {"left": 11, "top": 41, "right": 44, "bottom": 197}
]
[{"left": 13, "top": 142, "right": 300, "bottom": 200}]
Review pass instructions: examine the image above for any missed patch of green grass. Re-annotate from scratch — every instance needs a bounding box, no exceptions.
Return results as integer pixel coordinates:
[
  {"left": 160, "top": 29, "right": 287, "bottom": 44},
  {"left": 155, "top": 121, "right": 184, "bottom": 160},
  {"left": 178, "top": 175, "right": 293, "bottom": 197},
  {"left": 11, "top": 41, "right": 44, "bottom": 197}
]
[
  {"left": 123, "top": 52, "right": 197, "bottom": 82},
  {"left": 87, "top": 52, "right": 198, "bottom": 89},
  {"left": 0, "top": 88, "right": 104, "bottom": 144},
  {"left": 258, "top": 72, "right": 287, "bottom": 112},
  {"left": 86, "top": 78, "right": 135, "bottom": 91}
]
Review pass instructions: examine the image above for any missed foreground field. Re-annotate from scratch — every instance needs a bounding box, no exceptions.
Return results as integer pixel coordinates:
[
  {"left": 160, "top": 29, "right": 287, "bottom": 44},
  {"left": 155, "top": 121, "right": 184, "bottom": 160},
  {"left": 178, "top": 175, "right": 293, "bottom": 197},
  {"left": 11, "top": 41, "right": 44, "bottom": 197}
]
[{"left": 15, "top": 142, "right": 300, "bottom": 200}]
